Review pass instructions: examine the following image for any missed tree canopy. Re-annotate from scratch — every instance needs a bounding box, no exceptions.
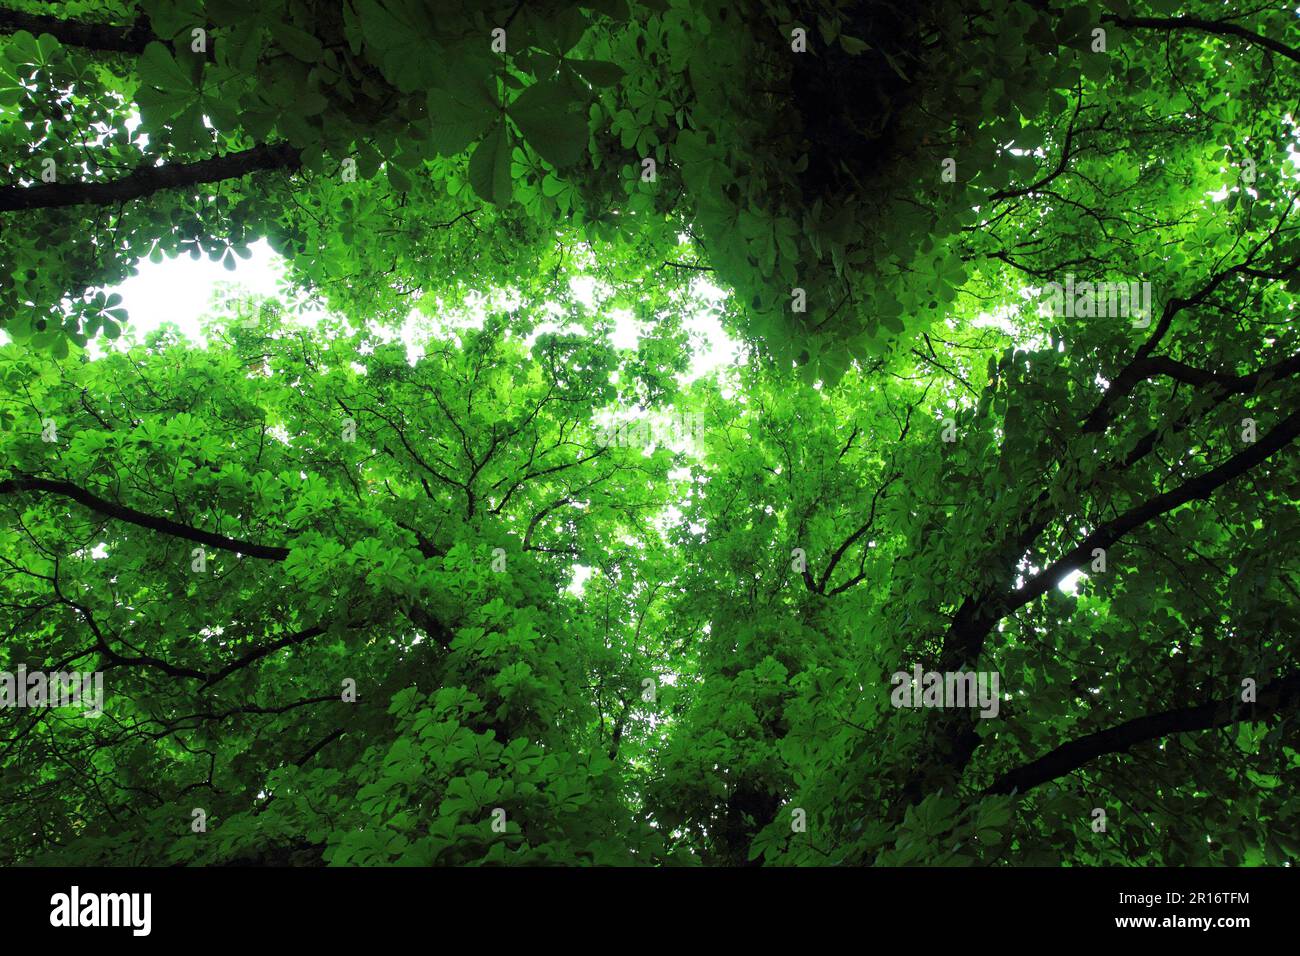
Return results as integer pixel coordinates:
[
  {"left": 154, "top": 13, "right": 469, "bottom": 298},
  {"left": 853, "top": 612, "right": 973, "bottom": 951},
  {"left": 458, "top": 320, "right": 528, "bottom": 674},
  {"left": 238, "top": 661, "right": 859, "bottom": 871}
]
[{"left": 2, "top": 0, "right": 1300, "bottom": 866}]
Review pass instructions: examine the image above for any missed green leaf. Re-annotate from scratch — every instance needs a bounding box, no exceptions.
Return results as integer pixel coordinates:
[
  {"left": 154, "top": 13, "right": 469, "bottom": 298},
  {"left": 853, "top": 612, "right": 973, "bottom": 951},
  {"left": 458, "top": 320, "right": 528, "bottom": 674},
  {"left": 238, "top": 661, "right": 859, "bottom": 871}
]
[
  {"left": 3, "top": 31, "right": 41, "bottom": 68},
  {"left": 354, "top": 0, "right": 435, "bottom": 92},
  {"left": 386, "top": 164, "right": 412, "bottom": 192},
  {"left": 269, "top": 21, "right": 324, "bottom": 63},
  {"left": 468, "top": 125, "right": 513, "bottom": 205},
  {"left": 539, "top": 7, "right": 589, "bottom": 54},
  {"left": 138, "top": 41, "right": 193, "bottom": 92},
  {"left": 508, "top": 79, "right": 588, "bottom": 168},
  {"left": 569, "top": 59, "right": 624, "bottom": 87},
  {"left": 426, "top": 82, "right": 497, "bottom": 157}
]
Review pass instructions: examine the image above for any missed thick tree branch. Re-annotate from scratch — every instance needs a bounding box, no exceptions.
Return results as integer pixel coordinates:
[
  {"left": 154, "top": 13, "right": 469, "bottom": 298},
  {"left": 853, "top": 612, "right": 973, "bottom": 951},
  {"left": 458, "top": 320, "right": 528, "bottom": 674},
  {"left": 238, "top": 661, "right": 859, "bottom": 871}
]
[
  {"left": 1015, "top": 403, "right": 1300, "bottom": 611},
  {"left": 1103, "top": 14, "right": 1300, "bottom": 66},
  {"left": 905, "top": 401, "right": 1300, "bottom": 805},
  {"left": 945, "top": 401, "right": 1300, "bottom": 673},
  {"left": 0, "top": 143, "right": 300, "bottom": 213},
  {"left": 405, "top": 603, "right": 455, "bottom": 648},
  {"left": 0, "top": 9, "right": 152, "bottom": 54},
  {"left": 1080, "top": 264, "right": 1261, "bottom": 435},
  {"left": 0, "top": 475, "right": 290, "bottom": 560},
  {"left": 986, "top": 669, "right": 1300, "bottom": 796}
]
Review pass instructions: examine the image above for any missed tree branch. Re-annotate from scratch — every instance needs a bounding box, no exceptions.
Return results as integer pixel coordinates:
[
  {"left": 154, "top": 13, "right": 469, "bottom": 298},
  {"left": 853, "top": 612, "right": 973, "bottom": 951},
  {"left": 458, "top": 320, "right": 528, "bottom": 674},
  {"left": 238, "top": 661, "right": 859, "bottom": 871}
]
[
  {"left": 1103, "top": 14, "right": 1300, "bottom": 67},
  {"left": 986, "top": 669, "right": 1300, "bottom": 796},
  {"left": 1015, "top": 403, "right": 1300, "bottom": 611},
  {"left": 815, "top": 473, "right": 899, "bottom": 594},
  {"left": 0, "top": 10, "right": 152, "bottom": 54},
  {"left": 906, "top": 401, "right": 1300, "bottom": 805},
  {"left": 0, "top": 475, "right": 289, "bottom": 560},
  {"left": 0, "top": 143, "right": 301, "bottom": 213}
]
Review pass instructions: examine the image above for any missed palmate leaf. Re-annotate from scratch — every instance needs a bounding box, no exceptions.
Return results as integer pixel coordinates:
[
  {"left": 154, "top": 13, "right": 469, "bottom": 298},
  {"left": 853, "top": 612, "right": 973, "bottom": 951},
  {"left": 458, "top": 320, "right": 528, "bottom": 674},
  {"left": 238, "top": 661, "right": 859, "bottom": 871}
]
[
  {"left": 134, "top": 41, "right": 199, "bottom": 126},
  {"left": 139, "top": 0, "right": 206, "bottom": 41},
  {"left": 0, "top": 62, "right": 25, "bottom": 106},
  {"left": 508, "top": 79, "right": 588, "bottom": 168},
  {"left": 467, "top": 124, "right": 512, "bottom": 205},
  {"left": 0, "top": 30, "right": 42, "bottom": 69},
  {"left": 269, "top": 21, "right": 324, "bottom": 63},
  {"left": 353, "top": 0, "right": 436, "bottom": 92},
  {"left": 138, "top": 41, "right": 192, "bottom": 91},
  {"left": 568, "top": 58, "right": 625, "bottom": 88},
  {"left": 427, "top": 81, "right": 498, "bottom": 157},
  {"left": 533, "top": 5, "right": 590, "bottom": 55}
]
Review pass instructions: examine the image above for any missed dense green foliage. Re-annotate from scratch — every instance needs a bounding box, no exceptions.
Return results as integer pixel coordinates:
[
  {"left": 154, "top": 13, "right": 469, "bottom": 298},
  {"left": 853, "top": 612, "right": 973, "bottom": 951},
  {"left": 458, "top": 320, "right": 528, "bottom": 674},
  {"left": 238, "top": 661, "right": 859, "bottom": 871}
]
[{"left": 2, "top": 0, "right": 1300, "bottom": 866}]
